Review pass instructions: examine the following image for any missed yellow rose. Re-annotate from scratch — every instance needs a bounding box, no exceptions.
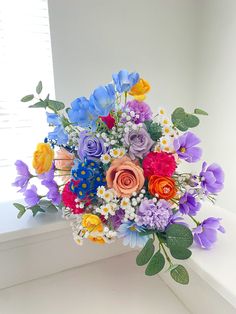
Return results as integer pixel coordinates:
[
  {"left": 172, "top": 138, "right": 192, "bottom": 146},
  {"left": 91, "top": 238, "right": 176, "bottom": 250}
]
[
  {"left": 128, "top": 78, "right": 151, "bottom": 101},
  {"left": 88, "top": 236, "right": 105, "bottom": 244},
  {"left": 32, "top": 143, "right": 54, "bottom": 174},
  {"left": 82, "top": 214, "right": 103, "bottom": 233}
]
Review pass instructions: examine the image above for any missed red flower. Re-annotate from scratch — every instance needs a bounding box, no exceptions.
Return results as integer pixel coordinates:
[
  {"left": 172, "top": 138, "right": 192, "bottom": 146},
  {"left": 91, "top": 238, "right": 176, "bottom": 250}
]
[
  {"left": 100, "top": 113, "right": 115, "bottom": 129},
  {"left": 62, "top": 180, "right": 84, "bottom": 214},
  {"left": 143, "top": 152, "right": 176, "bottom": 178}
]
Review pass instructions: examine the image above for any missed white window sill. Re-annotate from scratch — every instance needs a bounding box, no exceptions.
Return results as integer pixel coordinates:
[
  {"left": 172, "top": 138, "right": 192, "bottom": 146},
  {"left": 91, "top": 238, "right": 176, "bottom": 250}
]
[{"left": 0, "top": 200, "right": 236, "bottom": 312}]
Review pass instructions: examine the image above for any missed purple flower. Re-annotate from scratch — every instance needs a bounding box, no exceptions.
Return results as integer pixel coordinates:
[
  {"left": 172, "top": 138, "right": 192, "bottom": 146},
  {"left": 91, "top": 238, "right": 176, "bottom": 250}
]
[
  {"left": 12, "top": 160, "right": 31, "bottom": 192},
  {"left": 125, "top": 100, "right": 152, "bottom": 123},
  {"left": 110, "top": 208, "right": 125, "bottom": 229},
  {"left": 42, "top": 180, "right": 61, "bottom": 205},
  {"left": 200, "top": 162, "right": 224, "bottom": 193},
  {"left": 179, "top": 192, "right": 201, "bottom": 216},
  {"left": 124, "top": 127, "right": 154, "bottom": 160},
  {"left": 174, "top": 132, "right": 202, "bottom": 162},
  {"left": 136, "top": 199, "right": 172, "bottom": 231},
  {"left": 38, "top": 163, "right": 55, "bottom": 181},
  {"left": 24, "top": 185, "right": 40, "bottom": 207},
  {"left": 78, "top": 131, "right": 107, "bottom": 161},
  {"left": 193, "top": 217, "right": 225, "bottom": 249},
  {"left": 168, "top": 212, "right": 188, "bottom": 227}
]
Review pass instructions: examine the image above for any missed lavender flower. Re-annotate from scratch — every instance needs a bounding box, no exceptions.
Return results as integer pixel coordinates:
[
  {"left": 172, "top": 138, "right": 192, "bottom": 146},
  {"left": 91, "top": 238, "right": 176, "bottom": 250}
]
[
  {"left": 168, "top": 212, "right": 188, "bottom": 227},
  {"left": 200, "top": 162, "right": 224, "bottom": 193},
  {"left": 78, "top": 131, "right": 107, "bottom": 161},
  {"left": 179, "top": 192, "right": 201, "bottom": 216},
  {"left": 24, "top": 185, "right": 40, "bottom": 207},
  {"left": 125, "top": 100, "right": 152, "bottom": 123},
  {"left": 136, "top": 199, "right": 172, "bottom": 231},
  {"left": 42, "top": 180, "right": 61, "bottom": 205},
  {"left": 173, "top": 132, "right": 202, "bottom": 162},
  {"left": 110, "top": 208, "right": 125, "bottom": 229},
  {"left": 124, "top": 127, "right": 154, "bottom": 160},
  {"left": 12, "top": 160, "right": 31, "bottom": 192},
  {"left": 193, "top": 217, "right": 225, "bottom": 249},
  {"left": 38, "top": 163, "right": 55, "bottom": 181}
]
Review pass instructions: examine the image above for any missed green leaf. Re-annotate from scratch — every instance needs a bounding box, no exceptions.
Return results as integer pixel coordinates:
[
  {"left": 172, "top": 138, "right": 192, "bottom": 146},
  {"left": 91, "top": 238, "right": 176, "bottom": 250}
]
[
  {"left": 30, "top": 205, "right": 45, "bottom": 217},
  {"left": 21, "top": 94, "right": 34, "bottom": 102},
  {"left": 173, "top": 119, "right": 189, "bottom": 131},
  {"left": 36, "top": 81, "right": 43, "bottom": 94},
  {"left": 39, "top": 199, "right": 58, "bottom": 212},
  {"left": 171, "top": 107, "right": 186, "bottom": 121},
  {"left": 184, "top": 114, "right": 200, "bottom": 128},
  {"left": 194, "top": 108, "right": 208, "bottom": 116},
  {"left": 136, "top": 238, "right": 155, "bottom": 266},
  {"left": 29, "top": 101, "right": 47, "bottom": 109},
  {"left": 170, "top": 247, "right": 192, "bottom": 260},
  {"left": 47, "top": 99, "right": 65, "bottom": 112},
  {"left": 166, "top": 224, "right": 193, "bottom": 249},
  {"left": 145, "top": 251, "right": 165, "bottom": 276},
  {"left": 13, "top": 203, "right": 26, "bottom": 219},
  {"left": 170, "top": 265, "right": 189, "bottom": 285}
]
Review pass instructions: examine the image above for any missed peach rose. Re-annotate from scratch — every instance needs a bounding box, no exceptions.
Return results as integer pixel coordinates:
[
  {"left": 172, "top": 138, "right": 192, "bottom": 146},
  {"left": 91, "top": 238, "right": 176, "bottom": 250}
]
[
  {"left": 148, "top": 175, "right": 177, "bottom": 200},
  {"left": 32, "top": 143, "right": 54, "bottom": 174},
  {"left": 106, "top": 156, "right": 145, "bottom": 197}
]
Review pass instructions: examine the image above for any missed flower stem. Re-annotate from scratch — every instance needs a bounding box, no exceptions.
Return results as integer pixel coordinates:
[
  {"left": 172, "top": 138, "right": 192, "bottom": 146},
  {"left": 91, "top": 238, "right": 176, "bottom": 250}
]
[{"left": 189, "top": 215, "right": 200, "bottom": 226}]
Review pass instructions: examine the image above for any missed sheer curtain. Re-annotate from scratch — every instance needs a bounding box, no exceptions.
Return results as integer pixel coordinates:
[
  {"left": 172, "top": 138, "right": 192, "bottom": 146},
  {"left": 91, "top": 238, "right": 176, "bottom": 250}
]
[{"left": 0, "top": 0, "right": 54, "bottom": 201}]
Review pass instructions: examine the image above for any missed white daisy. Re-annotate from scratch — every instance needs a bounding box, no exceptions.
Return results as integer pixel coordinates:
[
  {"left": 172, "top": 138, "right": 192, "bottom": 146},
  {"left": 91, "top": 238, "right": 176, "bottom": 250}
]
[
  {"left": 158, "top": 107, "right": 166, "bottom": 115},
  {"left": 103, "top": 189, "right": 114, "bottom": 202},
  {"left": 119, "top": 148, "right": 126, "bottom": 158},
  {"left": 120, "top": 197, "right": 131, "bottom": 209},
  {"left": 110, "top": 148, "right": 120, "bottom": 158},
  {"left": 100, "top": 153, "right": 111, "bottom": 164},
  {"left": 97, "top": 186, "right": 106, "bottom": 198}
]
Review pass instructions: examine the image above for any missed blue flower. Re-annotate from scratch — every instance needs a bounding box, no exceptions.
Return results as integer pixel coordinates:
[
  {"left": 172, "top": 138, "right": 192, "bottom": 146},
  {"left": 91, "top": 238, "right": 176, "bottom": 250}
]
[
  {"left": 112, "top": 69, "right": 139, "bottom": 93},
  {"left": 46, "top": 112, "right": 68, "bottom": 145},
  {"left": 117, "top": 221, "right": 150, "bottom": 248},
  {"left": 67, "top": 97, "right": 97, "bottom": 129},
  {"left": 89, "top": 84, "right": 116, "bottom": 117}
]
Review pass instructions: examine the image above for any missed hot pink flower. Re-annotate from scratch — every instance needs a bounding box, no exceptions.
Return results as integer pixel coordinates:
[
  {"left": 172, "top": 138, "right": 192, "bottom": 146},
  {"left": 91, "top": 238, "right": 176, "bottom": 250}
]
[{"left": 143, "top": 152, "right": 176, "bottom": 178}]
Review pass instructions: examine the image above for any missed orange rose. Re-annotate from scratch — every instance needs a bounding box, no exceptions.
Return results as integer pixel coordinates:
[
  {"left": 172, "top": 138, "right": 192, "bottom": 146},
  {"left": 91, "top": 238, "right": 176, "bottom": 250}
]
[
  {"left": 106, "top": 156, "right": 145, "bottom": 197},
  {"left": 82, "top": 214, "right": 103, "bottom": 233},
  {"left": 55, "top": 148, "right": 74, "bottom": 182},
  {"left": 148, "top": 175, "right": 177, "bottom": 200},
  {"left": 128, "top": 78, "right": 151, "bottom": 101},
  {"left": 32, "top": 143, "right": 54, "bottom": 174}
]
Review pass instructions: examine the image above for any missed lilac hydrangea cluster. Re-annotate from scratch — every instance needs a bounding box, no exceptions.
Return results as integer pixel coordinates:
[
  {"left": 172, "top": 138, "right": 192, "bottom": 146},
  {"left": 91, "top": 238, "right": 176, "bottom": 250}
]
[{"left": 136, "top": 199, "right": 172, "bottom": 231}]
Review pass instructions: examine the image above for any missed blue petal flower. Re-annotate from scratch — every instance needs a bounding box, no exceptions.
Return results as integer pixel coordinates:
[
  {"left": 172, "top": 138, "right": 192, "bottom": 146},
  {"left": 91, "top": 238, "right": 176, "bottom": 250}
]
[
  {"left": 89, "top": 84, "right": 116, "bottom": 117},
  {"left": 112, "top": 69, "right": 139, "bottom": 93},
  {"left": 68, "top": 97, "right": 97, "bottom": 128},
  {"left": 46, "top": 112, "right": 61, "bottom": 126},
  {"left": 117, "top": 221, "right": 149, "bottom": 248}
]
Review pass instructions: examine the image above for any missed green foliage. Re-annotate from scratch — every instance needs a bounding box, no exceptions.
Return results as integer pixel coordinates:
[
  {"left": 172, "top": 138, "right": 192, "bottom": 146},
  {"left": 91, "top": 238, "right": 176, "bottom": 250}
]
[
  {"left": 166, "top": 224, "right": 193, "bottom": 249},
  {"left": 21, "top": 94, "right": 34, "bottom": 102},
  {"left": 171, "top": 107, "right": 205, "bottom": 131},
  {"left": 29, "top": 101, "right": 47, "bottom": 109},
  {"left": 170, "top": 247, "right": 192, "bottom": 260},
  {"left": 30, "top": 205, "right": 45, "bottom": 217},
  {"left": 136, "top": 238, "right": 155, "bottom": 266},
  {"left": 144, "top": 120, "right": 162, "bottom": 141},
  {"left": 145, "top": 251, "right": 165, "bottom": 276},
  {"left": 170, "top": 265, "right": 189, "bottom": 285},
  {"left": 194, "top": 108, "right": 208, "bottom": 115},
  {"left": 38, "top": 199, "right": 58, "bottom": 212},
  {"left": 36, "top": 81, "right": 43, "bottom": 94},
  {"left": 14, "top": 203, "right": 26, "bottom": 219}
]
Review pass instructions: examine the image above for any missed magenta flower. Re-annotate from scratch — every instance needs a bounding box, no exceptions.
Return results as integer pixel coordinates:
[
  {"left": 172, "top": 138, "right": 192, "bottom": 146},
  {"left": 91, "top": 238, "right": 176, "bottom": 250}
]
[
  {"left": 24, "top": 185, "right": 40, "bottom": 207},
  {"left": 174, "top": 132, "right": 202, "bottom": 162},
  {"left": 179, "top": 192, "right": 201, "bottom": 216},
  {"left": 125, "top": 100, "right": 152, "bottom": 123},
  {"left": 12, "top": 160, "right": 31, "bottom": 192},
  {"left": 200, "top": 162, "right": 224, "bottom": 194},
  {"left": 193, "top": 217, "right": 225, "bottom": 249}
]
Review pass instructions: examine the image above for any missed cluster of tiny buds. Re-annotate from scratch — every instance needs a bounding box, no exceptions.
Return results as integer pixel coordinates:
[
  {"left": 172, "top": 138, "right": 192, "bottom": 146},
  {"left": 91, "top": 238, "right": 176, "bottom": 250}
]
[
  {"left": 75, "top": 198, "right": 85, "bottom": 209},
  {"left": 97, "top": 131, "right": 118, "bottom": 147},
  {"left": 65, "top": 126, "right": 79, "bottom": 144},
  {"left": 103, "top": 226, "right": 117, "bottom": 239}
]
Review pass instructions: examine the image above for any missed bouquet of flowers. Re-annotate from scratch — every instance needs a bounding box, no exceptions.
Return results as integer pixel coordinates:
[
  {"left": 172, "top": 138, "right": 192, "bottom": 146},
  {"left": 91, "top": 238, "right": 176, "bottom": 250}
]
[{"left": 13, "top": 70, "right": 225, "bottom": 285}]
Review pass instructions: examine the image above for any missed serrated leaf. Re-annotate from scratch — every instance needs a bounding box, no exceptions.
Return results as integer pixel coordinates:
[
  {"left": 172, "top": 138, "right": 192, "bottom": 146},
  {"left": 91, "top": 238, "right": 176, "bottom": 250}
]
[
  {"left": 194, "top": 108, "right": 208, "bottom": 116},
  {"left": 14, "top": 203, "right": 26, "bottom": 219},
  {"left": 36, "top": 81, "right": 43, "bottom": 94},
  {"left": 136, "top": 238, "right": 155, "bottom": 266},
  {"left": 47, "top": 100, "right": 65, "bottom": 112},
  {"left": 184, "top": 114, "right": 199, "bottom": 128},
  {"left": 21, "top": 94, "right": 34, "bottom": 102},
  {"left": 170, "top": 265, "right": 189, "bottom": 285},
  {"left": 145, "top": 251, "right": 165, "bottom": 276},
  {"left": 29, "top": 101, "right": 47, "bottom": 108},
  {"left": 170, "top": 247, "right": 192, "bottom": 260},
  {"left": 166, "top": 224, "right": 193, "bottom": 249}
]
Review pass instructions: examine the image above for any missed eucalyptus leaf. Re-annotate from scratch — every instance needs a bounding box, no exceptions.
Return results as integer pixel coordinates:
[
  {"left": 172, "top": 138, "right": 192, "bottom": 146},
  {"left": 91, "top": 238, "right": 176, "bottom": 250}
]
[
  {"left": 47, "top": 99, "right": 65, "bottom": 112},
  {"left": 170, "top": 265, "right": 189, "bottom": 285},
  {"left": 166, "top": 224, "right": 193, "bottom": 249},
  {"left": 184, "top": 114, "right": 200, "bottom": 128},
  {"left": 14, "top": 203, "right": 26, "bottom": 219},
  {"left": 173, "top": 119, "right": 189, "bottom": 131},
  {"left": 29, "top": 101, "right": 46, "bottom": 109},
  {"left": 21, "top": 94, "right": 34, "bottom": 102},
  {"left": 30, "top": 205, "right": 45, "bottom": 217},
  {"left": 36, "top": 81, "right": 43, "bottom": 94},
  {"left": 194, "top": 108, "right": 208, "bottom": 116},
  {"left": 136, "top": 238, "right": 155, "bottom": 266},
  {"left": 171, "top": 107, "right": 186, "bottom": 122},
  {"left": 145, "top": 251, "right": 165, "bottom": 276},
  {"left": 170, "top": 247, "right": 192, "bottom": 260}
]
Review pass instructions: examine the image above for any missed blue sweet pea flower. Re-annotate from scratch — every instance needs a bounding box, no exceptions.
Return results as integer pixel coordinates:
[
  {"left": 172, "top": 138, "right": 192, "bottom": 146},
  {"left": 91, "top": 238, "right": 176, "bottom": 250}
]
[
  {"left": 46, "top": 112, "right": 61, "bottom": 126},
  {"left": 112, "top": 69, "right": 139, "bottom": 93},
  {"left": 46, "top": 112, "right": 68, "bottom": 145},
  {"left": 68, "top": 97, "right": 97, "bottom": 129},
  {"left": 89, "top": 84, "right": 116, "bottom": 117}
]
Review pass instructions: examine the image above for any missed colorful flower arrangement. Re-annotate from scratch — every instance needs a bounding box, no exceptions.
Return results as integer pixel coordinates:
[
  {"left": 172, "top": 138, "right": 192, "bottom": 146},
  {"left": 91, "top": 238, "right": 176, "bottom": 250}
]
[{"left": 13, "top": 70, "right": 225, "bottom": 285}]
